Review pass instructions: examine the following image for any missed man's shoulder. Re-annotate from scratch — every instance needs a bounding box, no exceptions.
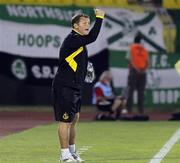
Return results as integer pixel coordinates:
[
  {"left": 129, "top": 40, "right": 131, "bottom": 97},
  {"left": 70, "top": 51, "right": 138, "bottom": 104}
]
[
  {"left": 61, "top": 33, "right": 74, "bottom": 48},
  {"left": 94, "top": 81, "right": 107, "bottom": 89},
  {"left": 63, "top": 31, "right": 81, "bottom": 43},
  {"left": 131, "top": 44, "right": 148, "bottom": 53},
  {"left": 94, "top": 81, "right": 101, "bottom": 86},
  {"left": 130, "top": 43, "right": 141, "bottom": 48},
  {"left": 64, "top": 33, "right": 73, "bottom": 41}
]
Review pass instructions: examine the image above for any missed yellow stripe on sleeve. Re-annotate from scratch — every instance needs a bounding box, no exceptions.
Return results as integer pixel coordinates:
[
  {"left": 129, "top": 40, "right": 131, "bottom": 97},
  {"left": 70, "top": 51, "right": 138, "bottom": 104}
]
[{"left": 65, "top": 47, "right": 83, "bottom": 72}]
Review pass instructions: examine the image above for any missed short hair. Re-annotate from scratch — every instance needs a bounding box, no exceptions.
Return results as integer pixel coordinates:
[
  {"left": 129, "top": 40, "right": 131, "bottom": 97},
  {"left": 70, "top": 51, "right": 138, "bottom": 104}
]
[
  {"left": 71, "top": 13, "right": 89, "bottom": 28},
  {"left": 134, "top": 33, "right": 142, "bottom": 43}
]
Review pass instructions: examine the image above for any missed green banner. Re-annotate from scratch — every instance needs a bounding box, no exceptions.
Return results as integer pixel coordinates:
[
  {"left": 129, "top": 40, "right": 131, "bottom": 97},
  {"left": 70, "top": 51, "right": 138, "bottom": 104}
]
[
  {"left": 110, "top": 51, "right": 180, "bottom": 106},
  {"left": 0, "top": 4, "right": 93, "bottom": 26}
]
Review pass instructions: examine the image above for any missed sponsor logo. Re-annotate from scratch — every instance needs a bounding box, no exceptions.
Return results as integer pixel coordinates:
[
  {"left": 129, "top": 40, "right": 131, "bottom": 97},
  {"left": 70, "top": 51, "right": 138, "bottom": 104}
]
[
  {"left": 153, "top": 90, "right": 180, "bottom": 104},
  {"left": 17, "top": 33, "right": 61, "bottom": 48},
  {"left": 31, "top": 65, "right": 57, "bottom": 79},
  {"left": 63, "top": 112, "right": 69, "bottom": 120},
  {"left": 6, "top": 5, "right": 82, "bottom": 22},
  {"left": 11, "top": 59, "right": 27, "bottom": 80}
]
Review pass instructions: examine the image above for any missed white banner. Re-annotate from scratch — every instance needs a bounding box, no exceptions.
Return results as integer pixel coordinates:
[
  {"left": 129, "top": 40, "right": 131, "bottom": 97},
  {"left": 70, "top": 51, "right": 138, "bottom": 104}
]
[
  {"left": 0, "top": 19, "right": 107, "bottom": 58},
  {"left": 102, "top": 7, "right": 166, "bottom": 52},
  {"left": 0, "top": 6, "right": 174, "bottom": 58},
  {"left": 111, "top": 68, "right": 180, "bottom": 89}
]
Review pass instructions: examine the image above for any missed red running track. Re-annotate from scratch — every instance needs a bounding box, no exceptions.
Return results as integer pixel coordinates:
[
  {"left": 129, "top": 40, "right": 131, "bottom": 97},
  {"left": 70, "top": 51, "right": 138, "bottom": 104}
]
[{"left": 0, "top": 111, "right": 171, "bottom": 138}]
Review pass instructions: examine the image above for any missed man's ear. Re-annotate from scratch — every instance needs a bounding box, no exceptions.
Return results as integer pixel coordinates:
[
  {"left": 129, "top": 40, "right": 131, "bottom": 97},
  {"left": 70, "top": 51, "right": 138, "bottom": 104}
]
[{"left": 73, "top": 23, "right": 78, "bottom": 29}]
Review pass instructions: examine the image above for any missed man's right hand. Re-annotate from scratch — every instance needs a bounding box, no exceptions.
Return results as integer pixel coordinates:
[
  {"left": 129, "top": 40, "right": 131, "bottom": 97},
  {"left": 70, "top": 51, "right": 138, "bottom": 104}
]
[{"left": 94, "top": 9, "right": 105, "bottom": 18}]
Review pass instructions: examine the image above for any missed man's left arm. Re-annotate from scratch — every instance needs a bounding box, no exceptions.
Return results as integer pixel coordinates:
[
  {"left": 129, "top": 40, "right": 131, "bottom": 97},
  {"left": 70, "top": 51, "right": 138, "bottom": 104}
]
[{"left": 70, "top": 9, "right": 105, "bottom": 48}]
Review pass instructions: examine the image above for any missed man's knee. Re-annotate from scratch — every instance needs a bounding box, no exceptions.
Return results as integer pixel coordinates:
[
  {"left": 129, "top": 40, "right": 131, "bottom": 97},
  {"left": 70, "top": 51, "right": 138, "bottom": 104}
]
[
  {"left": 113, "top": 98, "right": 122, "bottom": 107},
  {"left": 71, "top": 113, "right": 79, "bottom": 125}
]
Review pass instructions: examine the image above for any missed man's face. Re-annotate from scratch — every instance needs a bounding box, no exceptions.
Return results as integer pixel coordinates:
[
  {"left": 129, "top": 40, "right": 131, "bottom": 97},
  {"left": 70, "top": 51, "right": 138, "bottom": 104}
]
[{"left": 74, "top": 17, "right": 90, "bottom": 35}]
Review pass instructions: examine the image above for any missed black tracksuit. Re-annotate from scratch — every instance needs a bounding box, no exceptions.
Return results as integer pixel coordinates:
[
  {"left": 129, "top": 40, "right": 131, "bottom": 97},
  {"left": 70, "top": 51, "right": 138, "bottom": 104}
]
[
  {"left": 52, "top": 16, "right": 103, "bottom": 122},
  {"left": 52, "top": 17, "right": 103, "bottom": 90}
]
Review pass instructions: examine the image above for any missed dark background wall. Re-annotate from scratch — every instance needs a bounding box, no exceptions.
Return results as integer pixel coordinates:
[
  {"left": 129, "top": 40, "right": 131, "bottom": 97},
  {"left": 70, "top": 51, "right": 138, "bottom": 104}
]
[{"left": 0, "top": 49, "right": 109, "bottom": 105}]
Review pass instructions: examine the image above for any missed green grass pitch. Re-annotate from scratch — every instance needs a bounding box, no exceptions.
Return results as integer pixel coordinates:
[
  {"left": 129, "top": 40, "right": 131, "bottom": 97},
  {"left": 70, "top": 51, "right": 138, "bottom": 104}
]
[{"left": 0, "top": 122, "right": 179, "bottom": 163}]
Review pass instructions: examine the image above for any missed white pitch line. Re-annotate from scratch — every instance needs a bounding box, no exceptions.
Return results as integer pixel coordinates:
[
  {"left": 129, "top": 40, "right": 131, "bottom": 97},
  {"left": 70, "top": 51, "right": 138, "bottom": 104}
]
[
  {"left": 149, "top": 128, "right": 180, "bottom": 163},
  {"left": 78, "top": 146, "right": 92, "bottom": 154}
]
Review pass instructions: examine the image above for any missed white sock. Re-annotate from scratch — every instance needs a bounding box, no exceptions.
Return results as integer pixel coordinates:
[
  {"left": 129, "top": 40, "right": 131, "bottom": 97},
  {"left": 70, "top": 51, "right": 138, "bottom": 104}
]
[
  {"left": 61, "top": 148, "right": 71, "bottom": 158},
  {"left": 69, "top": 144, "right": 76, "bottom": 154}
]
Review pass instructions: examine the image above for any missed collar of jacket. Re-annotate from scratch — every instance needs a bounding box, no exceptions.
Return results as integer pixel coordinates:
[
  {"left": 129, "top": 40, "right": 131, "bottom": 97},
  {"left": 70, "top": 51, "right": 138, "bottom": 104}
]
[{"left": 72, "top": 29, "right": 84, "bottom": 36}]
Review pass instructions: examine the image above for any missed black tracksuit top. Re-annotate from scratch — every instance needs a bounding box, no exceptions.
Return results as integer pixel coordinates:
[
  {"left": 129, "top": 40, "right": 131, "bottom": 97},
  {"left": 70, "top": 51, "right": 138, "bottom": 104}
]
[{"left": 52, "top": 17, "right": 103, "bottom": 90}]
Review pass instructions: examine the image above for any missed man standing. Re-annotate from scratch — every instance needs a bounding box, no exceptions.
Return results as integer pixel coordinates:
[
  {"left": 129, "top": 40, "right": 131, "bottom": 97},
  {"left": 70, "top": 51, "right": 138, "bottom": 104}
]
[
  {"left": 52, "top": 9, "right": 105, "bottom": 162},
  {"left": 126, "top": 33, "right": 149, "bottom": 117}
]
